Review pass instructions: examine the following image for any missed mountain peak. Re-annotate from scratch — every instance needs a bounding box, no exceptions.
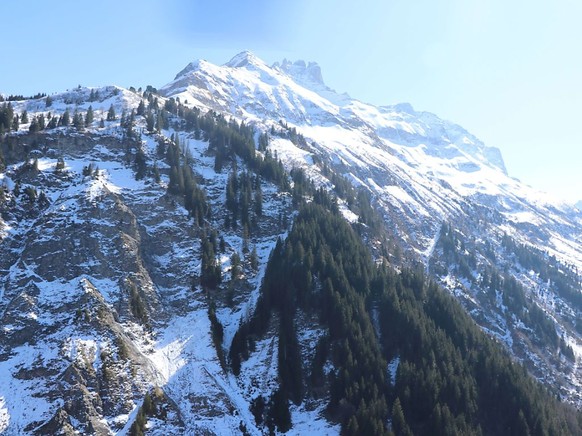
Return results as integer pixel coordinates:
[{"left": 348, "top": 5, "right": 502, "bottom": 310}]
[
  {"left": 224, "top": 50, "right": 266, "bottom": 69},
  {"left": 273, "top": 58, "right": 325, "bottom": 86},
  {"left": 173, "top": 58, "right": 213, "bottom": 80}
]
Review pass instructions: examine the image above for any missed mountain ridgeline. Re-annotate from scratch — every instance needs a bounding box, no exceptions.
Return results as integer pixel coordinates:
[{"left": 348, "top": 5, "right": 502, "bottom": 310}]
[{"left": 0, "top": 52, "right": 581, "bottom": 435}]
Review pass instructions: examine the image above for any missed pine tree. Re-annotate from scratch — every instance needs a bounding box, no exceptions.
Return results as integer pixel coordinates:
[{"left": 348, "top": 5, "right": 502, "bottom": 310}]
[
  {"left": 73, "top": 110, "right": 84, "bottom": 130},
  {"left": 21, "top": 109, "right": 28, "bottom": 124},
  {"left": 28, "top": 117, "right": 39, "bottom": 133},
  {"left": 254, "top": 186, "right": 263, "bottom": 217},
  {"left": 137, "top": 100, "right": 146, "bottom": 116},
  {"left": 107, "top": 104, "right": 116, "bottom": 121},
  {"left": 249, "top": 246, "right": 259, "bottom": 271},
  {"left": 135, "top": 147, "right": 147, "bottom": 180},
  {"left": 231, "top": 252, "right": 241, "bottom": 281},
  {"left": 60, "top": 109, "right": 70, "bottom": 127},
  {"left": 37, "top": 113, "right": 45, "bottom": 130},
  {"left": 146, "top": 111, "right": 155, "bottom": 132},
  {"left": 153, "top": 161, "right": 160, "bottom": 183},
  {"left": 391, "top": 398, "right": 412, "bottom": 436},
  {"left": 85, "top": 105, "right": 94, "bottom": 126}
]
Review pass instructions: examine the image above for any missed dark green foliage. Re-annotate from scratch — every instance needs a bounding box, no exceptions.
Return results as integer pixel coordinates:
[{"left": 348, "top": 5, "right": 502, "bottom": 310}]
[
  {"left": 278, "top": 307, "right": 303, "bottom": 405},
  {"left": 28, "top": 117, "right": 40, "bottom": 134},
  {"left": 85, "top": 105, "right": 94, "bottom": 126},
  {"left": 250, "top": 395, "right": 266, "bottom": 425},
  {"left": 230, "top": 252, "right": 241, "bottom": 281},
  {"left": 267, "top": 389, "right": 292, "bottom": 433},
  {"left": 502, "top": 233, "right": 581, "bottom": 309},
  {"left": 129, "top": 391, "right": 163, "bottom": 436},
  {"left": 88, "top": 89, "right": 100, "bottom": 102},
  {"left": 434, "top": 222, "right": 476, "bottom": 280},
  {"left": 152, "top": 161, "right": 160, "bottom": 183},
  {"left": 232, "top": 203, "right": 388, "bottom": 433},
  {"left": 73, "top": 110, "right": 84, "bottom": 130},
  {"left": 170, "top": 104, "right": 288, "bottom": 188},
  {"left": 129, "top": 282, "right": 148, "bottom": 325},
  {"left": 146, "top": 110, "right": 155, "bottom": 132},
  {"left": 166, "top": 140, "right": 208, "bottom": 225},
  {"left": 134, "top": 147, "right": 147, "bottom": 180},
  {"left": 106, "top": 104, "right": 116, "bottom": 121},
  {"left": 249, "top": 246, "right": 259, "bottom": 271},
  {"left": 46, "top": 115, "right": 57, "bottom": 129},
  {"left": 60, "top": 109, "right": 70, "bottom": 127},
  {"left": 391, "top": 398, "right": 413, "bottom": 436},
  {"left": 377, "top": 262, "right": 580, "bottom": 435},
  {"left": 231, "top": 200, "right": 581, "bottom": 435},
  {"left": 208, "top": 302, "right": 225, "bottom": 368},
  {"left": 200, "top": 232, "right": 222, "bottom": 290},
  {"left": 11, "top": 114, "right": 19, "bottom": 131},
  {"left": 436, "top": 224, "right": 563, "bottom": 352},
  {"left": 136, "top": 100, "right": 146, "bottom": 116},
  {"left": 0, "top": 103, "right": 14, "bottom": 132}
]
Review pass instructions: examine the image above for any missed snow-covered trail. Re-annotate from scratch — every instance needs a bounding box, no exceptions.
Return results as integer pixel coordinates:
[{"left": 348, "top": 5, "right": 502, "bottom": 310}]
[{"left": 422, "top": 227, "right": 441, "bottom": 274}]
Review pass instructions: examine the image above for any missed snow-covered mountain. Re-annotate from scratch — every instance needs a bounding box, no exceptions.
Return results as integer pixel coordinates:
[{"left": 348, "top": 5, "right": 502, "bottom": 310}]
[
  {"left": 0, "top": 51, "right": 581, "bottom": 434},
  {"left": 163, "top": 51, "right": 582, "bottom": 404},
  {"left": 163, "top": 51, "right": 580, "bottom": 266}
]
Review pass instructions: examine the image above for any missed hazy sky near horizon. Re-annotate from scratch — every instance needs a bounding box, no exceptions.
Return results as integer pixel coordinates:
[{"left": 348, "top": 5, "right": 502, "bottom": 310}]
[{"left": 1, "top": 0, "right": 580, "bottom": 202}]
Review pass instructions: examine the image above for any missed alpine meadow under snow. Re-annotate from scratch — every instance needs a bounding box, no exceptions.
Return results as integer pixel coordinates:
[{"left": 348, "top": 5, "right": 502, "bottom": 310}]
[{"left": 0, "top": 51, "right": 581, "bottom": 435}]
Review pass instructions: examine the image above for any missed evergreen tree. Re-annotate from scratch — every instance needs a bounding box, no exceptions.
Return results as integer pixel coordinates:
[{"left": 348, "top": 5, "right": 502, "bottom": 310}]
[
  {"left": 254, "top": 185, "right": 263, "bottom": 217},
  {"left": 85, "top": 105, "right": 94, "bottom": 126},
  {"left": 107, "top": 104, "right": 116, "bottom": 121},
  {"left": 267, "top": 389, "right": 291, "bottom": 433},
  {"left": 146, "top": 111, "right": 155, "bottom": 132},
  {"left": 28, "top": 117, "right": 39, "bottom": 133},
  {"left": 137, "top": 100, "right": 146, "bottom": 116},
  {"left": 249, "top": 246, "right": 259, "bottom": 271},
  {"left": 73, "top": 110, "right": 84, "bottom": 130},
  {"left": 37, "top": 113, "right": 45, "bottom": 130},
  {"left": 134, "top": 147, "right": 147, "bottom": 180},
  {"left": 60, "top": 109, "right": 70, "bottom": 127},
  {"left": 391, "top": 398, "right": 412, "bottom": 436},
  {"left": 153, "top": 161, "right": 160, "bottom": 183},
  {"left": 231, "top": 252, "right": 241, "bottom": 281}
]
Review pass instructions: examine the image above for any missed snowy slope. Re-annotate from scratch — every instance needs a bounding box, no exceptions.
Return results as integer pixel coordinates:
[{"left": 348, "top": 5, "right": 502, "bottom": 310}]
[
  {"left": 161, "top": 52, "right": 582, "bottom": 273},
  {"left": 160, "top": 51, "right": 582, "bottom": 404}
]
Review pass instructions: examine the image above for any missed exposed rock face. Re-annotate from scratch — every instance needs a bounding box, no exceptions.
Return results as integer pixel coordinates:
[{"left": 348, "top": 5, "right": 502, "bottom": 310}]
[
  {"left": 0, "top": 133, "right": 193, "bottom": 433},
  {"left": 0, "top": 122, "right": 293, "bottom": 433}
]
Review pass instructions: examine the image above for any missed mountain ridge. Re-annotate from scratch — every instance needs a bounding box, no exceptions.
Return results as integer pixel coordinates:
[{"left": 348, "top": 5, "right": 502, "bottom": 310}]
[{"left": 0, "top": 50, "right": 581, "bottom": 434}]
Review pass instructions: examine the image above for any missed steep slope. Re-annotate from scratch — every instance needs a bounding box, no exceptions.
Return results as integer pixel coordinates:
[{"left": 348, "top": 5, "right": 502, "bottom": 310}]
[
  {"left": 0, "top": 88, "right": 298, "bottom": 434},
  {"left": 161, "top": 51, "right": 582, "bottom": 405}
]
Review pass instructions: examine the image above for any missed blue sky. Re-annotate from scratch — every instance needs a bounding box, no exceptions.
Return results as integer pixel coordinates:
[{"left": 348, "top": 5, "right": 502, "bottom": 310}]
[{"left": 1, "top": 0, "right": 580, "bottom": 202}]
